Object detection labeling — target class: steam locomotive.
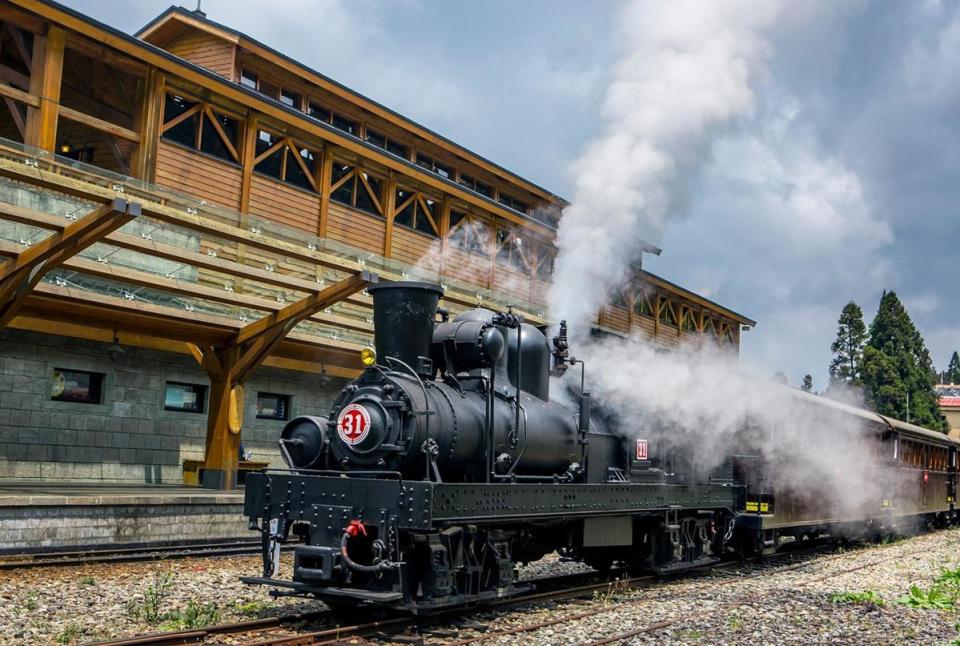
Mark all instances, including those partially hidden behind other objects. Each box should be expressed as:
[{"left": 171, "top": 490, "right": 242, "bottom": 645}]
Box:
[{"left": 241, "top": 281, "right": 958, "bottom": 611}]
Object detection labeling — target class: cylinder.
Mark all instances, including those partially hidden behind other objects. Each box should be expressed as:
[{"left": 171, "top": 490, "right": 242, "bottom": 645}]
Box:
[{"left": 367, "top": 281, "right": 443, "bottom": 371}]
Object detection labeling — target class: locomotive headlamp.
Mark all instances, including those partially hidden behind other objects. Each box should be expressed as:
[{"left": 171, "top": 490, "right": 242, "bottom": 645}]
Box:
[{"left": 360, "top": 346, "right": 377, "bottom": 367}]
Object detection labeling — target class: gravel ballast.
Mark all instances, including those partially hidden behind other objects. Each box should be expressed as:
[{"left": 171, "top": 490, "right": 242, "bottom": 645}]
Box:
[{"left": 1, "top": 527, "right": 959, "bottom": 644}]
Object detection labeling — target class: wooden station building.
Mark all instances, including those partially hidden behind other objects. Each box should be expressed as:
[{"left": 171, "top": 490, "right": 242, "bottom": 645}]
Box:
[{"left": 0, "top": 0, "right": 754, "bottom": 489}]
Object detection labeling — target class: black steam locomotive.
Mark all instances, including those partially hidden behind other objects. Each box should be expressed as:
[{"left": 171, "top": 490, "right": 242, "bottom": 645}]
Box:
[
  {"left": 242, "top": 281, "right": 742, "bottom": 611},
  {"left": 241, "top": 281, "right": 959, "bottom": 612}
]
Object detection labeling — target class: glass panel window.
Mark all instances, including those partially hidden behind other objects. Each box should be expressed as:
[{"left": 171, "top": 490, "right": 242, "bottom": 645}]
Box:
[
  {"left": 199, "top": 110, "right": 239, "bottom": 162},
  {"left": 365, "top": 129, "right": 386, "bottom": 149},
  {"left": 332, "top": 113, "right": 357, "bottom": 135},
  {"left": 50, "top": 369, "right": 104, "bottom": 404},
  {"left": 240, "top": 69, "right": 258, "bottom": 89},
  {"left": 386, "top": 139, "right": 409, "bottom": 158},
  {"left": 279, "top": 89, "right": 301, "bottom": 109},
  {"left": 164, "top": 382, "right": 207, "bottom": 413},
  {"left": 309, "top": 102, "right": 332, "bottom": 122},
  {"left": 256, "top": 393, "right": 291, "bottom": 420},
  {"left": 258, "top": 79, "right": 279, "bottom": 100},
  {"left": 162, "top": 94, "right": 198, "bottom": 148}
]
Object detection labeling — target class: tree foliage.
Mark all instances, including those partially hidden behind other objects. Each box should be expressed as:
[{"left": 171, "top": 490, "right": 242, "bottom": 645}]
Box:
[
  {"left": 946, "top": 351, "right": 960, "bottom": 384},
  {"left": 801, "top": 374, "right": 813, "bottom": 393},
  {"left": 829, "top": 301, "right": 867, "bottom": 386},
  {"left": 860, "top": 291, "right": 947, "bottom": 432}
]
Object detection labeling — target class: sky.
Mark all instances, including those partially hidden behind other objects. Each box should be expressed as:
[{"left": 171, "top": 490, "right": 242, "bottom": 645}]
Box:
[{"left": 63, "top": 0, "right": 960, "bottom": 388}]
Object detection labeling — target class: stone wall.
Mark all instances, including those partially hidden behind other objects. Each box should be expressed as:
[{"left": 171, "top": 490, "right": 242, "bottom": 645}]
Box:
[
  {"left": 0, "top": 496, "right": 248, "bottom": 552},
  {"left": 0, "top": 328, "right": 347, "bottom": 483}
]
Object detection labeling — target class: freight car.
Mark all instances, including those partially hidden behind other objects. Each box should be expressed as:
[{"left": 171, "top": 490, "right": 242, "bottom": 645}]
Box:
[{"left": 242, "top": 281, "right": 743, "bottom": 611}]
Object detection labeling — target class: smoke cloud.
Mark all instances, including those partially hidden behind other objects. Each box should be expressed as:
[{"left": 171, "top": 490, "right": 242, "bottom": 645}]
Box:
[
  {"left": 569, "top": 337, "right": 883, "bottom": 518},
  {"left": 549, "top": 0, "right": 783, "bottom": 331}
]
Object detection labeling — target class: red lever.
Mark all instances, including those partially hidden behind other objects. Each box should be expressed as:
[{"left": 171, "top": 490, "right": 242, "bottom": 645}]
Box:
[{"left": 345, "top": 519, "right": 367, "bottom": 537}]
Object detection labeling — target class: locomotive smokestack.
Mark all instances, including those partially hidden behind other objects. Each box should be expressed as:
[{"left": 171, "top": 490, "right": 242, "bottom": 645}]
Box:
[{"left": 366, "top": 281, "right": 444, "bottom": 371}]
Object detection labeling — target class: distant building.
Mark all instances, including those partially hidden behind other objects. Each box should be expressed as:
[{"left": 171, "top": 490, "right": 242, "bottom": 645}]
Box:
[{"left": 936, "top": 385, "right": 960, "bottom": 441}]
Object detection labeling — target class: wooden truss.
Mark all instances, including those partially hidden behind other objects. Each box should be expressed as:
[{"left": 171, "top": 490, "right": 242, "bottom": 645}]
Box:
[
  {"left": 185, "top": 270, "right": 376, "bottom": 489},
  {"left": 0, "top": 197, "right": 137, "bottom": 327}
]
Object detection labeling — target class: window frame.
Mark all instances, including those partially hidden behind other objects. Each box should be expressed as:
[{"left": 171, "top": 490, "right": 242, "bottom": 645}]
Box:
[
  {"left": 163, "top": 381, "right": 208, "bottom": 414},
  {"left": 256, "top": 392, "right": 292, "bottom": 421},
  {"left": 50, "top": 368, "right": 105, "bottom": 405}
]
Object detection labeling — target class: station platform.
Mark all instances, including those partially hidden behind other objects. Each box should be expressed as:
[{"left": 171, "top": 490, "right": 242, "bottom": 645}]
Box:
[{"left": 0, "top": 481, "right": 248, "bottom": 554}]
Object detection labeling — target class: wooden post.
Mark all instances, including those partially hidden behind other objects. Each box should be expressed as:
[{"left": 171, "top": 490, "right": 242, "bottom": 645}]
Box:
[
  {"left": 191, "top": 271, "right": 375, "bottom": 489},
  {"left": 382, "top": 172, "right": 397, "bottom": 258},
  {"left": 239, "top": 113, "right": 257, "bottom": 213},
  {"left": 438, "top": 198, "right": 451, "bottom": 276},
  {"left": 131, "top": 67, "right": 165, "bottom": 182},
  {"left": 24, "top": 25, "right": 65, "bottom": 152},
  {"left": 317, "top": 150, "right": 333, "bottom": 238}
]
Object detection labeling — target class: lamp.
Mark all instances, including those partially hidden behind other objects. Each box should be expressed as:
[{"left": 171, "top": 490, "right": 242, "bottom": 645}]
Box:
[
  {"left": 318, "top": 364, "right": 331, "bottom": 386},
  {"left": 108, "top": 330, "right": 124, "bottom": 362}
]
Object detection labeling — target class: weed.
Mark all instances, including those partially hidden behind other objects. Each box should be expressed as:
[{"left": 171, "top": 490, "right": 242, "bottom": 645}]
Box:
[
  {"left": 55, "top": 624, "right": 82, "bottom": 644},
  {"left": 79, "top": 576, "right": 96, "bottom": 586},
  {"left": 232, "top": 599, "right": 269, "bottom": 616},
  {"left": 681, "top": 629, "right": 704, "bottom": 640},
  {"left": 897, "top": 584, "right": 954, "bottom": 610},
  {"left": 126, "top": 572, "right": 175, "bottom": 624},
  {"left": 593, "top": 577, "right": 629, "bottom": 604},
  {"left": 24, "top": 590, "right": 38, "bottom": 611},
  {"left": 829, "top": 590, "right": 885, "bottom": 606},
  {"left": 727, "top": 615, "right": 743, "bottom": 631},
  {"left": 159, "top": 599, "right": 220, "bottom": 631},
  {"left": 937, "top": 566, "right": 960, "bottom": 587}
]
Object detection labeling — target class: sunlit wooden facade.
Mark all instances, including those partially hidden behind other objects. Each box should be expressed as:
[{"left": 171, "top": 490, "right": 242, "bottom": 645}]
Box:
[{"left": 0, "top": 1, "right": 754, "bottom": 487}]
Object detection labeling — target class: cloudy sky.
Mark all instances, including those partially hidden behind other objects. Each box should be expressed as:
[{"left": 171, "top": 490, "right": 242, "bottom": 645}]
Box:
[{"left": 66, "top": 0, "right": 960, "bottom": 388}]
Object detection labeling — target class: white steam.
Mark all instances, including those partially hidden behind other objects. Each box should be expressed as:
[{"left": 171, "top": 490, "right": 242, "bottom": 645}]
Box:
[
  {"left": 549, "top": 0, "right": 783, "bottom": 331},
  {"left": 569, "top": 337, "right": 883, "bottom": 516}
]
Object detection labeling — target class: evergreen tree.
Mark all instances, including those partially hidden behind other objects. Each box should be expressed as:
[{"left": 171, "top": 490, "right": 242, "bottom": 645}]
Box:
[
  {"left": 861, "top": 291, "right": 948, "bottom": 431},
  {"left": 946, "top": 351, "right": 960, "bottom": 384},
  {"left": 801, "top": 374, "right": 813, "bottom": 393},
  {"left": 829, "top": 301, "right": 867, "bottom": 386}
]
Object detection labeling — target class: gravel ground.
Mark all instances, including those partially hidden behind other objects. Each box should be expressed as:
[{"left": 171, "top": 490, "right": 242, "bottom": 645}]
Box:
[
  {"left": 1, "top": 528, "right": 959, "bottom": 645},
  {"left": 0, "top": 555, "right": 314, "bottom": 645},
  {"left": 430, "top": 527, "right": 960, "bottom": 646}
]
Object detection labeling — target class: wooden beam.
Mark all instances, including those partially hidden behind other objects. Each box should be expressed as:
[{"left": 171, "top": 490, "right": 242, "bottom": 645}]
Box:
[
  {"left": 0, "top": 62, "right": 30, "bottom": 90},
  {"left": 0, "top": 80, "right": 38, "bottom": 107},
  {"left": 24, "top": 24, "right": 65, "bottom": 152},
  {"left": 131, "top": 67, "right": 164, "bottom": 181},
  {"left": 0, "top": 198, "right": 137, "bottom": 327},
  {"left": 4, "top": 97, "right": 25, "bottom": 137},
  {"left": 57, "top": 103, "right": 141, "bottom": 143}
]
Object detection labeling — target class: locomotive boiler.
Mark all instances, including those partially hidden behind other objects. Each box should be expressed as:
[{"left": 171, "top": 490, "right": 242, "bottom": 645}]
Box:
[
  {"left": 279, "top": 281, "right": 612, "bottom": 483},
  {"left": 242, "top": 281, "right": 742, "bottom": 611}
]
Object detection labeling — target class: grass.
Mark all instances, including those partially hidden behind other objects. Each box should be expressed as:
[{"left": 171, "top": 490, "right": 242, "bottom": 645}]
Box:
[
  {"left": 829, "top": 590, "right": 886, "bottom": 606},
  {"left": 79, "top": 575, "right": 96, "bottom": 586},
  {"left": 727, "top": 615, "right": 743, "bottom": 631},
  {"left": 24, "top": 590, "right": 38, "bottom": 611},
  {"left": 158, "top": 599, "right": 221, "bottom": 631},
  {"left": 55, "top": 624, "right": 83, "bottom": 644},
  {"left": 897, "top": 565, "right": 960, "bottom": 611},
  {"left": 898, "top": 584, "right": 954, "bottom": 610},
  {"left": 593, "top": 577, "right": 630, "bottom": 605},
  {"left": 125, "top": 571, "right": 175, "bottom": 625},
  {"left": 232, "top": 599, "right": 270, "bottom": 616}
]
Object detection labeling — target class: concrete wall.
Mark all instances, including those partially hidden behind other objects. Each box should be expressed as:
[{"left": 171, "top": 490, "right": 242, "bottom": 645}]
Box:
[{"left": 0, "top": 328, "right": 347, "bottom": 483}]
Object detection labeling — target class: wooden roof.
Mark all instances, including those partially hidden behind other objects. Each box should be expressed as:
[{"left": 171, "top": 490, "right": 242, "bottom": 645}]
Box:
[{"left": 136, "top": 5, "right": 568, "bottom": 209}]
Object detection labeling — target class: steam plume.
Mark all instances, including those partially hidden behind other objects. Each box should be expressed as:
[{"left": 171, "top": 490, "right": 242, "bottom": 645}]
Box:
[{"left": 549, "top": 0, "right": 782, "bottom": 331}]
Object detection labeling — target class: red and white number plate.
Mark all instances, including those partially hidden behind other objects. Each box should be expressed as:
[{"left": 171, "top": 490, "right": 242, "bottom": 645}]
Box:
[
  {"left": 636, "top": 439, "right": 648, "bottom": 460},
  {"left": 337, "top": 404, "right": 371, "bottom": 445}
]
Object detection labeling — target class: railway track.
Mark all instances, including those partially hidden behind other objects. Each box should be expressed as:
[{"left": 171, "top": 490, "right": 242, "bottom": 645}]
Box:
[
  {"left": 0, "top": 539, "right": 288, "bottom": 569},
  {"left": 89, "top": 541, "right": 844, "bottom": 646}
]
